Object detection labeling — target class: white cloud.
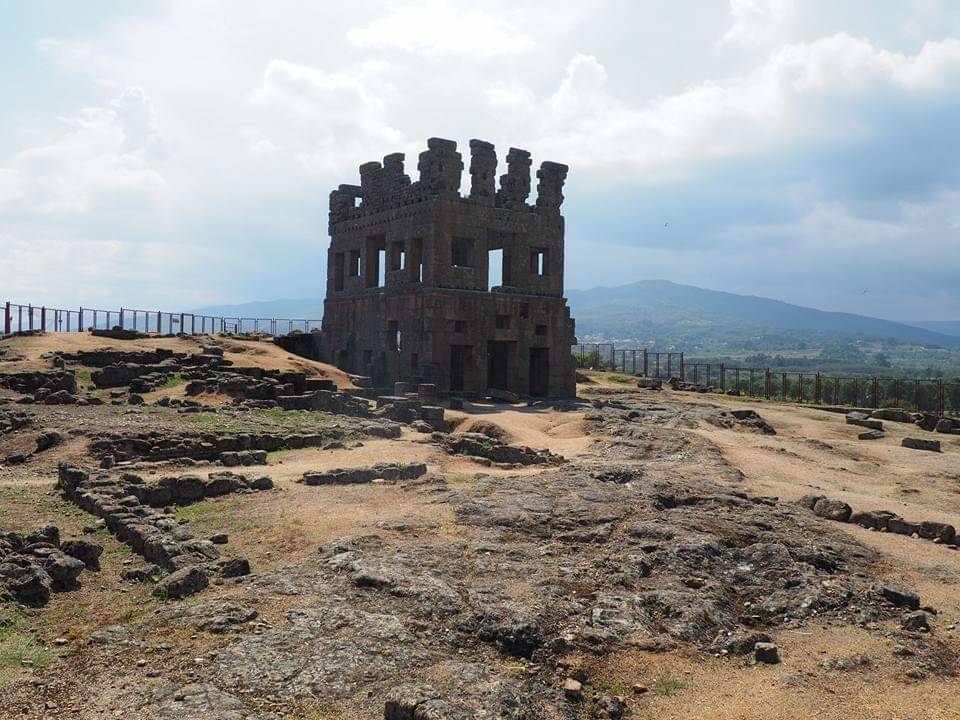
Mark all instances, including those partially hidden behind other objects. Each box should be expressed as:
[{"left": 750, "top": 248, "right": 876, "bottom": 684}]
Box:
[
  {"left": 248, "top": 59, "right": 405, "bottom": 176},
  {"left": 497, "top": 33, "right": 960, "bottom": 177},
  {"left": 0, "top": 88, "right": 166, "bottom": 213},
  {"left": 347, "top": 1, "right": 533, "bottom": 56},
  {"left": 719, "top": 0, "right": 797, "bottom": 50}
]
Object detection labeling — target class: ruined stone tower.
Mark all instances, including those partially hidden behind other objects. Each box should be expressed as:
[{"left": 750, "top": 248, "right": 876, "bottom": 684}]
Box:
[{"left": 321, "top": 137, "right": 576, "bottom": 398}]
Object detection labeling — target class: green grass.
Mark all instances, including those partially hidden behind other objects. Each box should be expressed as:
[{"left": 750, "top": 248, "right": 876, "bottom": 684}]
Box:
[
  {"left": 174, "top": 496, "right": 260, "bottom": 532},
  {"left": 652, "top": 675, "right": 687, "bottom": 697},
  {"left": 0, "top": 610, "right": 57, "bottom": 679},
  {"left": 158, "top": 372, "right": 184, "bottom": 389}
]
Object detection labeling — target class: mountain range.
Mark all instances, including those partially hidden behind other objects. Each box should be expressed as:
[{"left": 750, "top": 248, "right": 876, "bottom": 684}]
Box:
[{"left": 192, "top": 280, "right": 960, "bottom": 351}]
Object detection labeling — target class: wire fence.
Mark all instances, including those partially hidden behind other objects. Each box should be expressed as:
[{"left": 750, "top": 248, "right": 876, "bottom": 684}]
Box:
[
  {"left": 2, "top": 301, "right": 322, "bottom": 338},
  {"left": 571, "top": 343, "right": 959, "bottom": 417},
  {"left": 572, "top": 343, "right": 685, "bottom": 379}
]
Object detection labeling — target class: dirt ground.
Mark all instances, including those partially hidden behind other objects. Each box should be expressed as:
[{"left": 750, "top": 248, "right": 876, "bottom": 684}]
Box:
[{"left": 2, "top": 345, "right": 960, "bottom": 718}]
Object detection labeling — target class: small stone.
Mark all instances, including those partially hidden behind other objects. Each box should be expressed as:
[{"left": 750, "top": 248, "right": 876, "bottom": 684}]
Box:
[
  {"left": 755, "top": 642, "right": 781, "bottom": 664},
  {"left": 563, "top": 677, "right": 583, "bottom": 700},
  {"left": 902, "top": 611, "right": 930, "bottom": 631},
  {"left": 52, "top": 637, "right": 68, "bottom": 646},
  {"left": 631, "top": 683, "right": 649, "bottom": 694}
]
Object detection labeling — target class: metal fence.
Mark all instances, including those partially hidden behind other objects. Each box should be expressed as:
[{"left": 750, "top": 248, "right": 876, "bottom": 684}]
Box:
[
  {"left": 2, "top": 301, "right": 321, "bottom": 338},
  {"left": 684, "top": 363, "right": 959, "bottom": 416},
  {"left": 572, "top": 344, "right": 685, "bottom": 379},
  {"left": 570, "top": 344, "right": 959, "bottom": 416}
]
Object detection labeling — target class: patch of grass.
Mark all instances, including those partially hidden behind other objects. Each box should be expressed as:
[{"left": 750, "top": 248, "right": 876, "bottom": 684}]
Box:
[
  {"left": 174, "top": 496, "right": 258, "bottom": 533},
  {"left": 606, "top": 373, "right": 635, "bottom": 384},
  {"left": 0, "top": 610, "right": 56, "bottom": 673},
  {"left": 652, "top": 675, "right": 687, "bottom": 697},
  {"left": 159, "top": 372, "right": 184, "bottom": 389}
]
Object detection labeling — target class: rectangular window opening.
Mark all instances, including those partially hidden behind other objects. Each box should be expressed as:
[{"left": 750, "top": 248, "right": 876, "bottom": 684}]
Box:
[
  {"left": 535, "top": 324, "right": 547, "bottom": 336},
  {"left": 530, "top": 248, "right": 547, "bottom": 276},
  {"left": 333, "top": 253, "right": 345, "bottom": 291},
  {"left": 349, "top": 250, "right": 361, "bottom": 277},
  {"left": 410, "top": 353, "right": 418, "bottom": 376},
  {"left": 387, "top": 320, "right": 400, "bottom": 351},
  {"left": 452, "top": 237, "right": 475, "bottom": 268},
  {"left": 365, "top": 235, "right": 385, "bottom": 288},
  {"left": 488, "top": 248, "right": 503, "bottom": 290},
  {"left": 410, "top": 238, "right": 424, "bottom": 282},
  {"left": 495, "top": 314, "right": 511, "bottom": 330},
  {"left": 454, "top": 320, "right": 467, "bottom": 333},
  {"left": 390, "top": 241, "right": 406, "bottom": 271}
]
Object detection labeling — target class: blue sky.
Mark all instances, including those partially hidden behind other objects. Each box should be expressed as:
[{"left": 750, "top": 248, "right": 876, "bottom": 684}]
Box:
[{"left": 1, "top": 0, "right": 959, "bottom": 321}]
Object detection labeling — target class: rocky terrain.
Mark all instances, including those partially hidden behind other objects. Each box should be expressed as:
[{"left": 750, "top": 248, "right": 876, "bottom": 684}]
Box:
[{"left": 1, "top": 333, "right": 959, "bottom": 719}]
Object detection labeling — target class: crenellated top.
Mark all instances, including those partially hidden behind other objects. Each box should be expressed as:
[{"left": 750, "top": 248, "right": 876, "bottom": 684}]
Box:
[{"left": 329, "top": 137, "right": 567, "bottom": 228}]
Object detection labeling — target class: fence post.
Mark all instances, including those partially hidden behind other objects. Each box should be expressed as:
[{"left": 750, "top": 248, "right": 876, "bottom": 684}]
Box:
[
  {"left": 119, "top": 307, "right": 124, "bottom": 329},
  {"left": 765, "top": 369, "right": 771, "bottom": 399},
  {"left": 872, "top": 377, "right": 879, "bottom": 408},
  {"left": 191, "top": 315, "right": 196, "bottom": 335},
  {"left": 643, "top": 349, "right": 649, "bottom": 377},
  {"left": 3, "top": 302, "right": 9, "bottom": 335},
  {"left": 680, "top": 352, "right": 685, "bottom": 382},
  {"left": 815, "top": 373, "right": 821, "bottom": 405},
  {"left": 914, "top": 380, "right": 920, "bottom": 412},
  {"left": 720, "top": 363, "right": 726, "bottom": 392}
]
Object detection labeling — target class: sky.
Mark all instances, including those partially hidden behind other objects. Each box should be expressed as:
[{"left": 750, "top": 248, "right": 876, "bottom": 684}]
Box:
[{"left": 1, "top": 0, "right": 959, "bottom": 321}]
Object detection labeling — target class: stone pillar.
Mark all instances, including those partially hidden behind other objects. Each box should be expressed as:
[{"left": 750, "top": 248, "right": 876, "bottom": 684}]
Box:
[
  {"left": 359, "top": 161, "right": 385, "bottom": 209},
  {"left": 535, "top": 161, "right": 568, "bottom": 210},
  {"left": 418, "top": 383, "right": 438, "bottom": 405},
  {"left": 469, "top": 139, "right": 497, "bottom": 205},
  {"left": 417, "top": 138, "right": 463, "bottom": 195},
  {"left": 382, "top": 153, "right": 411, "bottom": 203},
  {"left": 496, "top": 148, "right": 532, "bottom": 209}
]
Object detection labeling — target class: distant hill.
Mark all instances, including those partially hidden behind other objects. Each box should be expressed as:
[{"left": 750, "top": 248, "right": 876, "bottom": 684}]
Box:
[
  {"left": 566, "top": 280, "right": 960, "bottom": 350},
  {"left": 190, "top": 298, "right": 324, "bottom": 320},
  {"left": 908, "top": 320, "right": 960, "bottom": 338},
  {"left": 191, "top": 282, "right": 960, "bottom": 352}
]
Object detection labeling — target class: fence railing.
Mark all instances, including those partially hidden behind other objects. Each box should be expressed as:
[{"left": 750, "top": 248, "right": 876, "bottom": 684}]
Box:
[
  {"left": 2, "top": 301, "right": 322, "bottom": 338},
  {"left": 571, "top": 342, "right": 959, "bottom": 417},
  {"left": 572, "top": 344, "right": 685, "bottom": 379},
  {"left": 683, "top": 363, "right": 958, "bottom": 417}
]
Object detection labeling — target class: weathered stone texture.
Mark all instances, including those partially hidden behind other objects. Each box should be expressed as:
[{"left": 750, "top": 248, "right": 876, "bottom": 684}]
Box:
[{"left": 322, "top": 137, "right": 577, "bottom": 398}]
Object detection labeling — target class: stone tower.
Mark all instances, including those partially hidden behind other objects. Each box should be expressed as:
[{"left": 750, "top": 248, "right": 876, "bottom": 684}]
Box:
[{"left": 321, "top": 137, "right": 576, "bottom": 398}]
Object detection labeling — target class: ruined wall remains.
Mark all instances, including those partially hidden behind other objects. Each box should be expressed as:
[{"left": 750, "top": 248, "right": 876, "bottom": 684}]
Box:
[{"left": 322, "top": 137, "right": 576, "bottom": 398}]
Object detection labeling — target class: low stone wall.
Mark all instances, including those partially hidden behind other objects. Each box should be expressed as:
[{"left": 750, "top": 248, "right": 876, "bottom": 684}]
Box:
[
  {"left": 298, "top": 462, "right": 427, "bottom": 486},
  {"left": 88, "top": 423, "right": 400, "bottom": 464},
  {"left": 433, "top": 432, "right": 565, "bottom": 466},
  {"left": 0, "top": 370, "right": 77, "bottom": 395},
  {"left": 799, "top": 494, "right": 960, "bottom": 548},
  {"left": 58, "top": 463, "right": 267, "bottom": 598}
]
